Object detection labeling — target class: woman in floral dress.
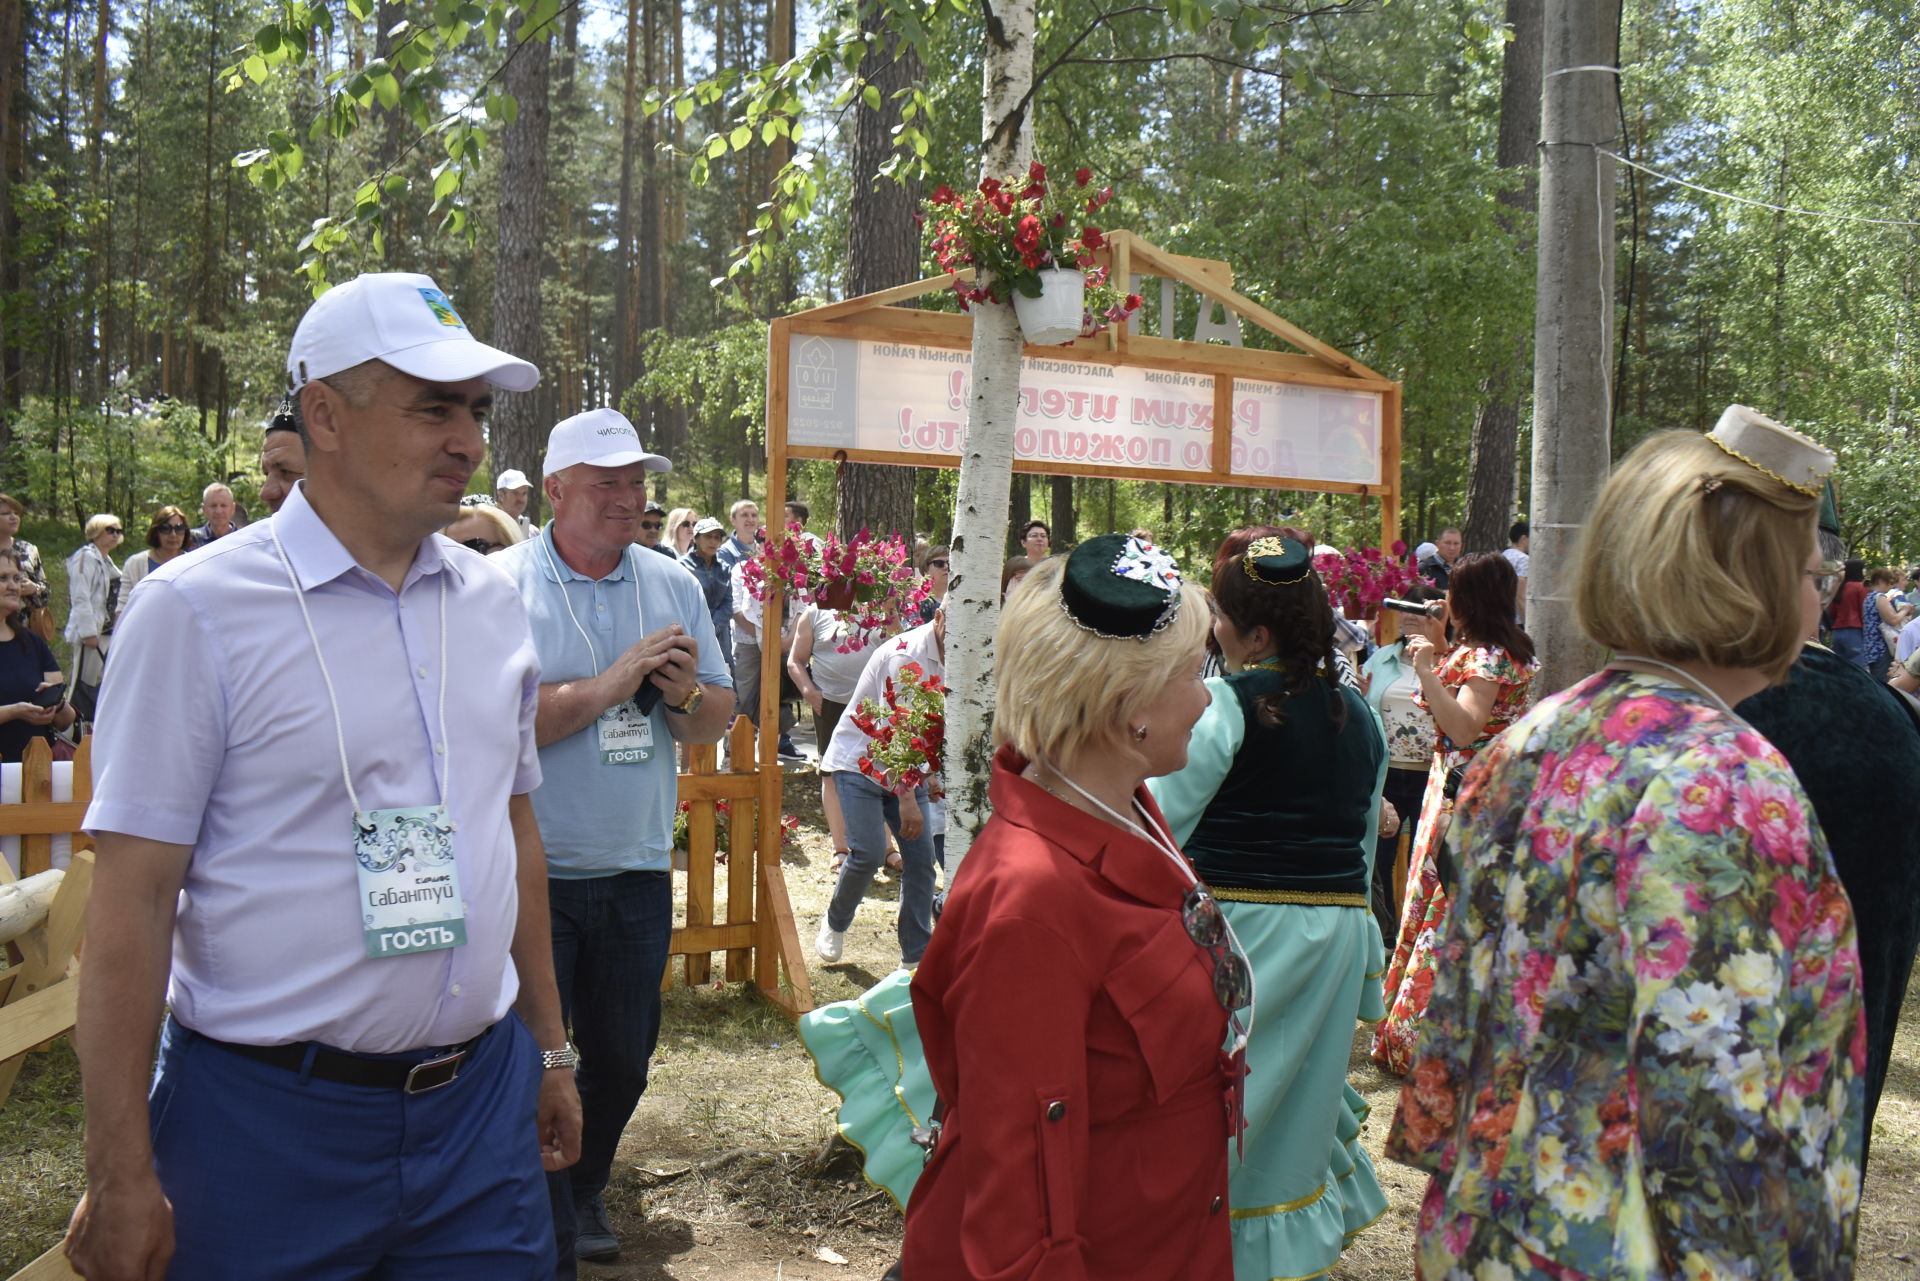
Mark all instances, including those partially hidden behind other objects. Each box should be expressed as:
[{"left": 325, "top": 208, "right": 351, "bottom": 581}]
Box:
[
  {"left": 1371, "top": 552, "right": 1536, "bottom": 1075},
  {"left": 1388, "top": 413, "right": 1866, "bottom": 1280}
]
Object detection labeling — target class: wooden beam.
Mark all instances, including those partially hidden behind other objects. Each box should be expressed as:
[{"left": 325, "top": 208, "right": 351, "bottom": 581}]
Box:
[
  {"left": 10, "top": 1242, "right": 82, "bottom": 1281},
  {"left": 723, "top": 718, "right": 758, "bottom": 983},
  {"left": 684, "top": 796, "right": 716, "bottom": 986},
  {"left": 0, "top": 981, "right": 75, "bottom": 1065},
  {"left": 794, "top": 270, "right": 971, "bottom": 325},
  {"left": 780, "top": 444, "right": 1391, "bottom": 496},
  {"left": 667, "top": 922, "right": 755, "bottom": 954},
  {"left": 674, "top": 774, "right": 765, "bottom": 802},
  {"left": 1124, "top": 237, "right": 1385, "bottom": 382}
]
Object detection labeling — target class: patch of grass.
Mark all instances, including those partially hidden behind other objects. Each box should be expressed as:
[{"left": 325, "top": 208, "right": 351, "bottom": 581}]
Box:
[{"left": 0, "top": 1038, "right": 84, "bottom": 1273}]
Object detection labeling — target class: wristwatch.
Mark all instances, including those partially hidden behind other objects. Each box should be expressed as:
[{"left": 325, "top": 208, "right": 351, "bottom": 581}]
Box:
[
  {"left": 541, "top": 1042, "right": 579, "bottom": 1071},
  {"left": 667, "top": 685, "right": 704, "bottom": 716}
]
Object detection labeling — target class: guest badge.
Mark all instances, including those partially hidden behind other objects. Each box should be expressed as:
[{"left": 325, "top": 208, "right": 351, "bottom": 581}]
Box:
[
  {"left": 598, "top": 702, "right": 654, "bottom": 765},
  {"left": 356, "top": 804, "right": 467, "bottom": 959}
]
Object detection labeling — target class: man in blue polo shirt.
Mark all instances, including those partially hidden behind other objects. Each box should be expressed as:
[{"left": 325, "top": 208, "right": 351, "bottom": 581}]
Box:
[{"left": 493, "top": 408, "right": 734, "bottom": 1274}]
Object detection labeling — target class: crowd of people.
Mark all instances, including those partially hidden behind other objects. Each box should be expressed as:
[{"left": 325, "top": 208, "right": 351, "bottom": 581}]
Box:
[{"left": 39, "top": 268, "right": 1916, "bottom": 1281}]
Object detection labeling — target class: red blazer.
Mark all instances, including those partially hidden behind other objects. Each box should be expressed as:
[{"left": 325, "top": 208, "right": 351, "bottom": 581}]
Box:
[{"left": 900, "top": 746, "right": 1234, "bottom": 1281}]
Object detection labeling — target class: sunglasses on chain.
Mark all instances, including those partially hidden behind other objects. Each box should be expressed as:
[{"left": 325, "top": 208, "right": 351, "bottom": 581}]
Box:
[
  {"left": 459, "top": 538, "right": 505, "bottom": 554},
  {"left": 1181, "top": 886, "right": 1252, "bottom": 1014}
]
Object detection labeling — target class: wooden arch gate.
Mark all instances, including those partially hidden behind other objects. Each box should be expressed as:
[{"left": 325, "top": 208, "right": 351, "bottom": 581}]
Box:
[{"left": 751, "top": 233, "right": 1403, "bottom": 983}]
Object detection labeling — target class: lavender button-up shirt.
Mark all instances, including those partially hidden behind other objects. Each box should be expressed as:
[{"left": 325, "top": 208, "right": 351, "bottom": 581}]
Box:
[{"left": 83, "top": 482, "right": 542, "bottom": 1053}]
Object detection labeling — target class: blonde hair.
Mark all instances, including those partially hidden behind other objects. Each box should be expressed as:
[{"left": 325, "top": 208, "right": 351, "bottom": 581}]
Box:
[
  {"left": 1575, "top": 430, "right": 1818, "bottom": 683},
  {"left": 993, "top": 555, "right": 1211, "bottom": 764},
  {"left": 84, "top": 513, "right": 121, "bottom": 540},
  {"left": 442, "top": 503, "right": 523, "bottom": 548},
  {"left": 665, "top": 507, "right": 697, "bottom": 546}
]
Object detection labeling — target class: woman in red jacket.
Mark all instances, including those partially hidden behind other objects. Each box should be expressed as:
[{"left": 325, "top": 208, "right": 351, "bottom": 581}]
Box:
[{"left": 901, "top": 534, "right": 1251, "bottom": 1281}]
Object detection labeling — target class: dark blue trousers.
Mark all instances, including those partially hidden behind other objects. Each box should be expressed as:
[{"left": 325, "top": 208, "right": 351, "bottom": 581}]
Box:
[
  {"left": 545, "top": 869, "right": 673, "bottom": 1278},
  {"left": 151, "top": 1012, "right": 552, "bottom": 1280}
]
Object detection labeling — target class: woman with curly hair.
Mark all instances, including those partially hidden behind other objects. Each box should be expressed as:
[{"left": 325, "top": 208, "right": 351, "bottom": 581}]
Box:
[
  {"left": 1150, "top": 535, "right": 1390, "bottom": 1281},
  {"left": 1371, "top": 549, "right": 1537, "bottom": 1076},
  {"left": 1387, "top": 408, "right": 1864, "bottom": 1280}
]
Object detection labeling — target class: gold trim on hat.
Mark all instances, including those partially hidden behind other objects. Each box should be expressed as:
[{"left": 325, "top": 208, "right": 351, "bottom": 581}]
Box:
[
  {"left": 1705, "top": 435, "right": 1821, "bottom": 496},
  {"left": 1243, "top": 536, "right": 1311, "bottom": 585}
]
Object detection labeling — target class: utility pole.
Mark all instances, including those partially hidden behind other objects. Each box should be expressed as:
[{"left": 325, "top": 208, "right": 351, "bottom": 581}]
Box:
[{"left": 1527, "top": 0, "right": 1619, "bottom": 695}]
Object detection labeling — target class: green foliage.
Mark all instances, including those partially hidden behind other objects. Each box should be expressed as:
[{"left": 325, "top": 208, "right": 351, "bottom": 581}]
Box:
[{"left": 5, "top": 397, "right": 249, "bottom": 530}]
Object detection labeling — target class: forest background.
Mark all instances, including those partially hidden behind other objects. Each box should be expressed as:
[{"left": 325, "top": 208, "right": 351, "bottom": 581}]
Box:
[{"left": 3, "top": 0, "right": 1919, "bottom": 570}]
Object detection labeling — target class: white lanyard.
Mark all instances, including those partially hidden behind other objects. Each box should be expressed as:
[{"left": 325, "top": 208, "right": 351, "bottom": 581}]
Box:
[
  {"left": 272, "top": 522, "right": 450, "bottom": 814},
  {"left": 539, "top": 530, "right": 645, "bottom": 676},
  {"left": 1038, "top": 758, "right": 1257, "bottom": 1050}
]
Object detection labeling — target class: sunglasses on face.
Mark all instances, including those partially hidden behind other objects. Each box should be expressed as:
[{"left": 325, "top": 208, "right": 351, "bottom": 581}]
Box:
[
  {"left": 1182, "top": 886, "right": 1253, "bottom": 1013},
  {"left": 157, "top": 523, "right": 188, "bottom": 535},
  {"left": 460, "top": 538, "right": 505, "bottom": 555},
  {"left": 639, "top": 521, "right": 663, "bottom": 531},
  {"left": 1809, "top": 569, "right": 1841, "bottom": 595},
  {"left": 101, "top": 527, "right": 123, "bottom": 536}
]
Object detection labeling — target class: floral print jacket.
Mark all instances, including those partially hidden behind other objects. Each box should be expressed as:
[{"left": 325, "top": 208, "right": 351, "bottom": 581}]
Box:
[{"left": 1387, "top": 670, "right": 1866, "bottom": 1280}]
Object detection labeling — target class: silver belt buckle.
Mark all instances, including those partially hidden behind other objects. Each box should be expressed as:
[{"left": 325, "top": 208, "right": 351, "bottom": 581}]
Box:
[{"left": 404, "top": 1050, "right": 465, "bottom": 1094}]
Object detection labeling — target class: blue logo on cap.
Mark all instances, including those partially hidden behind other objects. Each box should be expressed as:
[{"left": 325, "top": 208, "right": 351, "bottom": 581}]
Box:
[{"left": 418, "top": 288, "right": 466, "bottom": 329}]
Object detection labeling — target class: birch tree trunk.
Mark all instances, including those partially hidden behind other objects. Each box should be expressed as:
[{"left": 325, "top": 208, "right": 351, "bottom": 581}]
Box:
[
  {"left": 942, "top": 0, "right": 1035, "bottom": 872},
  {"left": 1527, "top": 0, "right": 1617, "bottom": 695}
]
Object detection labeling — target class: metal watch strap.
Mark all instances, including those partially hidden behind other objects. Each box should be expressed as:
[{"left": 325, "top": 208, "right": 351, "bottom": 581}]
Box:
[
  {"left": 541, "top": 1043, "right": 578, "bottom": 1071},
  {"left": 667, "top": 685, "right": 703, "bottom": 715}
]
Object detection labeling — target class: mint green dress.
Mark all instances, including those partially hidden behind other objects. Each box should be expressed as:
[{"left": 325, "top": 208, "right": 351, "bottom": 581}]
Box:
[{"left": 1148, "top": 670, "right": 1390, "bottom": 1281}]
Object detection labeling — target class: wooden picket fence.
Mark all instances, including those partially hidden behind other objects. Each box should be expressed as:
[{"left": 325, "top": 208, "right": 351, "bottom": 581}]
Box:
[
  {"left": 1, "top": 737, "right": 93, "bottom": 1281},
  {"left": 668, "top": 718, "right": 812, "bottom": 1016}
]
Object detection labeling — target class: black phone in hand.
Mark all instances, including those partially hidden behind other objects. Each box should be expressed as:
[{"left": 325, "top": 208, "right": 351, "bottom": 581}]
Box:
[
  {"left": 31, "top": 684, "right": 64, "bottom": 709},
  {"left": 631, "top": 679, "right": 663, "bottom": 716}
]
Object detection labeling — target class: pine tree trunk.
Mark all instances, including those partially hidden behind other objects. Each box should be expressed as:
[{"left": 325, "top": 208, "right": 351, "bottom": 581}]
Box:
[
  {"left": 1049, "top": 474, "right": 1074, "bottom": 546},
  {"left": 1463, "top": 0, "right": 1541, "bottom": 556},
  {"left": 833, "top": 29, "right": 922, "bottom": 542},
  {"left": 944, "top": 0, "right": 1036, "bottom": 871},
  {"left": 611, "top": 0, "right": 639, "bottom": 402},
  {"left": 489, "top": 16, "right": 551, "bottom": 520},
  {"left": 0, "top": 0, "right": 26, "bottom": 438}
]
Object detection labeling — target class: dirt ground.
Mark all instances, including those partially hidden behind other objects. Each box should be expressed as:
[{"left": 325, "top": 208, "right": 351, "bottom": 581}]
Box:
[
  {"left": 4, "top": 755, "right": 1917, "bottom": 1279},
  {"left": 578, "top": 762, "right": 1920, "bottom": 1281}
]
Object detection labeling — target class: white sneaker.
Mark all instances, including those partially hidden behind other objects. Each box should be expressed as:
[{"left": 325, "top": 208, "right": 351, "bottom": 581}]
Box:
[{"left": 815, "top": 918, "right": 846, "bottom": 963}]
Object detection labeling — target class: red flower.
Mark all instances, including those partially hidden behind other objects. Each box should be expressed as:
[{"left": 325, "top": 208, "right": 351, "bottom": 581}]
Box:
[
  {"left": 931, "top": 184, "right": 956, "bottom": 205},
  {"left": 1075, "top": 167, "right": 1091, "bottom": 186},
  {"left": 1028, "top": 160, "right": 1047, "bottom": 183},
  {"left": 1013, "top": 213, "right": 1043, "bottom": 256},
  {"left": 1081, "top": 226, "right": 1106, "bottom": 249},
  {"left": 1123, "top": 293, "right": 1143, "bottom": 311}
]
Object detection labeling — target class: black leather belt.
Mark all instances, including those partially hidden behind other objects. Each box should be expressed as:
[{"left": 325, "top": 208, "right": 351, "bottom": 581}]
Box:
[{"left": 198, "top": 1023, "right": 495, "bottom": 1094}]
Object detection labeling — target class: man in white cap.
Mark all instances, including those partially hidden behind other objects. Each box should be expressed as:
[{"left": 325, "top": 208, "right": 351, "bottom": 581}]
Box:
[
  {"left": 496, "top": 467, "right": 535, "bottom": 539},
  {"left": 67, "top": 271, "right": 581, "bottom": 1280},
  {"left": 491, "top": 407, "right": 734, "bottom": 1273}
]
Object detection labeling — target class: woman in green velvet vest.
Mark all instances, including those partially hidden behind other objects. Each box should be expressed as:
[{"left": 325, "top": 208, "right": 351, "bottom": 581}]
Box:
[{"left": 1149, "top": 535, "right": 1390, "bottom": 1281}]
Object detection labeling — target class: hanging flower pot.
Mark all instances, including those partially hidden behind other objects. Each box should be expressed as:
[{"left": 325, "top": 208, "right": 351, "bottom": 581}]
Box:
[
  {"left": 1011, "top": 268, "right": 1086, "bottom": 345},
  {"left": 815, "top": 579, "right": 858, "bottom": 612}
]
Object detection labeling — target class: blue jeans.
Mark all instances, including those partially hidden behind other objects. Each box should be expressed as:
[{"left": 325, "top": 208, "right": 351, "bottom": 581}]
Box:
[
  {"left": 1832, "top": 626, "right": 1866, "bottom": 665},
  {"left": 151, "top": 1014, "right": 552, "bottom": 1280},
  {"left": 546, "top": 869, "right": 673, "bottom": 1277},
  {"left": 828, "top": 771, "right": 938, "bottom": 965}
]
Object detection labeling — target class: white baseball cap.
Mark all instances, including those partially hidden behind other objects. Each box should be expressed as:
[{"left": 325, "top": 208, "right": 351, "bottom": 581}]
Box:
[
  {"left": 692, "top": 516, "right": 725, "bottom": 535},
  {"left": 542, "top": 409, "right": 672, "bottom": 476},
  {"left": 494, "top": 468, "right": 532, "bottom": 492},
  {"left": 286, "top": 272, "right": 539, "bottom": 392}
]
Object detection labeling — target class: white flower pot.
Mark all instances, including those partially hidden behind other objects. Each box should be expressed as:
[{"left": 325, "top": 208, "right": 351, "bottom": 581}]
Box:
[{"left": 1012, "top": 268, "right": 1086, "bottom": 345}]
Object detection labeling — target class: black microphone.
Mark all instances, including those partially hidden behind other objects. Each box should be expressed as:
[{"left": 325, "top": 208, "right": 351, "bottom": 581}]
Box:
[{"left": 1381, "top": 597, "right": 1445, "bottom": 618}]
